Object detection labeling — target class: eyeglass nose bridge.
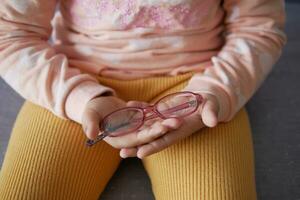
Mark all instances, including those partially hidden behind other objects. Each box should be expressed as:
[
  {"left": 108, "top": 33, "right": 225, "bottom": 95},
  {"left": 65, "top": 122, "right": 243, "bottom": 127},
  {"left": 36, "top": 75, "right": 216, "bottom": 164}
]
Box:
[
  {"left": 142, "top": 105, "right": 155, "bottom": 113},
  {"left": 142, "top": 105, "right": 163, "bottom": 121}
]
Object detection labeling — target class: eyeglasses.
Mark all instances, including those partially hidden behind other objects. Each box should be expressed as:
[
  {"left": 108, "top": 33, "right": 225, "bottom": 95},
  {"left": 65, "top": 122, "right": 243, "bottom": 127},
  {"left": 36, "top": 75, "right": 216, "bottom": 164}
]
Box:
[{"left": 86, "top": 91, "right": 203, "bottom": 147}]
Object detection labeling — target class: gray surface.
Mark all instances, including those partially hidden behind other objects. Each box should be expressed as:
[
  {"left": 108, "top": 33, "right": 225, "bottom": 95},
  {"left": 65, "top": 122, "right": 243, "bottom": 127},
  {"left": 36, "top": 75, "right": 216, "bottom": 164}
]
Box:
[{"left": 1, "top": 3, "right": 300, "bottom": 200}]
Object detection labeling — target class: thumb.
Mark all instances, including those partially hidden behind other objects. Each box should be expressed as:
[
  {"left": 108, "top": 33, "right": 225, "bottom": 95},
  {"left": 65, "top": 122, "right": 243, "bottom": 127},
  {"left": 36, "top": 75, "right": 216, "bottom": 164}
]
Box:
[
  {"left": 82, "top": 108, "right": 102, "bottom": 140},
  {"left": 126, "top": 100, "right": 149, "bottom": 107},
  {"left": 199, "top": 94, "right": 219, "bottom": 127}
]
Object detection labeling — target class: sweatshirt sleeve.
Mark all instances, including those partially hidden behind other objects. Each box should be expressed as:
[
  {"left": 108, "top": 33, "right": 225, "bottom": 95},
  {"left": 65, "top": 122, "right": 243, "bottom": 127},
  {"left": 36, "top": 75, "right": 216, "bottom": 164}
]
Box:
[
  {"left": 0, "top": 0, "right": 116, "bottom": 124},
  {"left": 183, "top": 0, "right": 287, "bottom": 122}
]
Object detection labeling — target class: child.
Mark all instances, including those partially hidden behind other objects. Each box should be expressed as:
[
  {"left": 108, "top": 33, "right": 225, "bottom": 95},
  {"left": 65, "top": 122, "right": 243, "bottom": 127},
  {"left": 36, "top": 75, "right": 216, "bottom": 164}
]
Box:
[{"left": 0, "top": 0, "right": 286, "bottom": 199}]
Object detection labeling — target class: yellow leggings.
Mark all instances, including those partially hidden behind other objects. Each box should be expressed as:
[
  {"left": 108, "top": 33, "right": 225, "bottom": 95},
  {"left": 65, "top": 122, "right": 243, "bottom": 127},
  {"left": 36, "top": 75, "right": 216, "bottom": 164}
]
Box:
[{"left": 0, "top": 72, "right": 257, "bottom": 200}]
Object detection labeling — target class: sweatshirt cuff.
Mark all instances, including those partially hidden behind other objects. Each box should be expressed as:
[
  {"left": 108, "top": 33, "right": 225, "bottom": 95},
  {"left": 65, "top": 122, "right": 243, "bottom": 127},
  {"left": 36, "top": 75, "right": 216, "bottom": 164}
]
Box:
[
  {"left": 183, "top": 74, "right": 236, "bottom": 122},
  {"left": 65, "top": 81, "right": 116, "bottom": 124}
]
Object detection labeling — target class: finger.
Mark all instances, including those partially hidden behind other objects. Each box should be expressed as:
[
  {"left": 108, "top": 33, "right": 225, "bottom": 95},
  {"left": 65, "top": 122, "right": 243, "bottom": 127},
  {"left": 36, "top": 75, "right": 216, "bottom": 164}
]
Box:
[
  {"left": 161, "top": 118, "right": 183, "bottom": 129},
  {"left": 120, "top": 148, "right": 138, "bottom": 158},
  {"left": 133, "top": 119, "right": 178, "bottom": 144},
  {"left": 143, "top": 117, "right": 158, "bottom": 127},
  {"left": 137, "top": 127, "right": 188, "bottom": 159},
  {"left": 137, "top": 134, "right": 171, "bottom": 159},
  {"left": 126, "top": 119, "right": 181, "bottom": 146},
  {"left": 201, "top": 99, "right": 219, "bottom": 127},
  {"left": 104, "top": 120, "right": 169, "bottom": 148},
  {"left": 127, "top": 100, "right": 149, "bottom": 107},
  {"left": 145, "top": 120, "right": 169, "bottom": 138},
  {"left": 137, "top": 116, "right": 204, "bottom": 158},
  {"left": 82, "top": 108, "right": 102, "bottom": 140}
]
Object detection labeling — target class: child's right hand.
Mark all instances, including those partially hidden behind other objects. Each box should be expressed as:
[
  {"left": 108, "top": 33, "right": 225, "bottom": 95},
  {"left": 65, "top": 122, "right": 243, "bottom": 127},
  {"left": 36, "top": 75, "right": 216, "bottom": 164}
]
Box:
[{"left": 81, "top": 95, "right": 126, "bottom": 141}]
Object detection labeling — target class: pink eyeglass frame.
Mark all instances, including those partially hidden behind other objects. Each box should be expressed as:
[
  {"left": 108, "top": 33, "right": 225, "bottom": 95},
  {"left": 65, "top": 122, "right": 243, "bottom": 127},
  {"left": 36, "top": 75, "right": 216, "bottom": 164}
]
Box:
[{"left": 86, "top": 91, "right": 204, "bottom": 147}]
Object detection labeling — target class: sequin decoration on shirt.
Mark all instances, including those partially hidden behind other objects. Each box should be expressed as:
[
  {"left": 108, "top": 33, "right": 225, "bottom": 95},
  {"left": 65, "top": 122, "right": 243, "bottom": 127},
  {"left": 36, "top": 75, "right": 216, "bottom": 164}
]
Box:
[{"left": 67, "top": 0, "right": 212, "bottom": 29}]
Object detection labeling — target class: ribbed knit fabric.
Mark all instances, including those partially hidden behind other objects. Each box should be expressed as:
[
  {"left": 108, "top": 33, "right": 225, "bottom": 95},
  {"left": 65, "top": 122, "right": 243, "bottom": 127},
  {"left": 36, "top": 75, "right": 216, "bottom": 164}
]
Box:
[
  {"left": 142, "top": 107, "right": 257, "bottom": 200},
  {"left": 0, "top": 72, "right": 256, "bottom": 200}
]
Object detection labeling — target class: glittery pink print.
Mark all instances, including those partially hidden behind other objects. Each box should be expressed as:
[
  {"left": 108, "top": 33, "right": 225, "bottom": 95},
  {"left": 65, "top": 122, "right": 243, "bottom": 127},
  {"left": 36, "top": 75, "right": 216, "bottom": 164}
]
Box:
[{"left": 66, "top": 0, "right": 213, "bottom": 30}]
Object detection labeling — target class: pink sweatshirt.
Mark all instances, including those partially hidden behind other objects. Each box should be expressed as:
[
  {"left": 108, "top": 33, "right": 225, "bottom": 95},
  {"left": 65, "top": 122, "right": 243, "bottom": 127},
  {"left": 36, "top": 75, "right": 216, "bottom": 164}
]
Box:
[{"left": 0, "top": 0, "right": 286, "bottom": 124}]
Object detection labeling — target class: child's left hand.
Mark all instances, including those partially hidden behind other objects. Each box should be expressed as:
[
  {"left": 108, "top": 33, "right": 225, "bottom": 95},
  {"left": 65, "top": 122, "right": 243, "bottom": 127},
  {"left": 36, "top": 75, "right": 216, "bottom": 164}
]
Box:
[{"left": 119, "top": 93, "right": 220, "bottom": 159}]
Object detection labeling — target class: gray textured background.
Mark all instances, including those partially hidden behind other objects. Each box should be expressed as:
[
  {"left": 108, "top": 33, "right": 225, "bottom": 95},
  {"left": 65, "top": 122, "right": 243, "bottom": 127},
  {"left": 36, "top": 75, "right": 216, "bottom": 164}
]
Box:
[{"left": 1, "top": 2, "right": 300, "bottom": 200}]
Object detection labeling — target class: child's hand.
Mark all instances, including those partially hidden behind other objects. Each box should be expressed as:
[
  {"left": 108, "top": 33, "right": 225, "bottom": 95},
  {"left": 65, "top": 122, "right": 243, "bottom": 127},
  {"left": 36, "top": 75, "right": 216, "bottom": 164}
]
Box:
[
  {"left": 82, "top": 96, "right": 180, "bottom": 149},
  {"left": 82, "top": 96, "right": 126, "bottom": 140},
  {"left": 119, "top": 93, "right": 219, "bottom": 159}
]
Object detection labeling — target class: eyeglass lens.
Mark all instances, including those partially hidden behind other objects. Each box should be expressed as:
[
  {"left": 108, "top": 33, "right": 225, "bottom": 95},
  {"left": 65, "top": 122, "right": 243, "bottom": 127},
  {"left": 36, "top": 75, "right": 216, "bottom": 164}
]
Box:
[
  {"left": 156, "top": 93, "right": 198, "bottom": 118},
  {"left": 101, "top": 108, "right": 144, "bottom": 137}
]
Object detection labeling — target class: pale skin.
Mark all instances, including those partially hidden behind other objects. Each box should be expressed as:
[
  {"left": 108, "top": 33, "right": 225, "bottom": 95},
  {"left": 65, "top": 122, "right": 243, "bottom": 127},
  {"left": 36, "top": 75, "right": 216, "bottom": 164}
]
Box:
[{"left": 81, "top": 93, "right": 220, "bottom": 159}]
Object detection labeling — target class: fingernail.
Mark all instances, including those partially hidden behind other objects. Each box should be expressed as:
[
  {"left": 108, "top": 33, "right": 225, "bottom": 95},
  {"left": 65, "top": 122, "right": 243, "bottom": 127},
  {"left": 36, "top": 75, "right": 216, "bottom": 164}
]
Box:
[
  {"left": 120, "top": 151, "right": 127, "bottom": 159},
  {"left": 137, "top": 152, "right": 144, "bottom": 159}
]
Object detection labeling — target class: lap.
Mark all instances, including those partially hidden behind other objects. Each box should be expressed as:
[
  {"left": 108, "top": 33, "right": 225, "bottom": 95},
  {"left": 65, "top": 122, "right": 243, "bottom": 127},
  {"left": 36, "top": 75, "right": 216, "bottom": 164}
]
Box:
[
  {"left": 142, "top": 107, "right": 257, "bottom": 200},
  {"left": 0, "top": 101, "right": 121, "bottom": 200}
]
